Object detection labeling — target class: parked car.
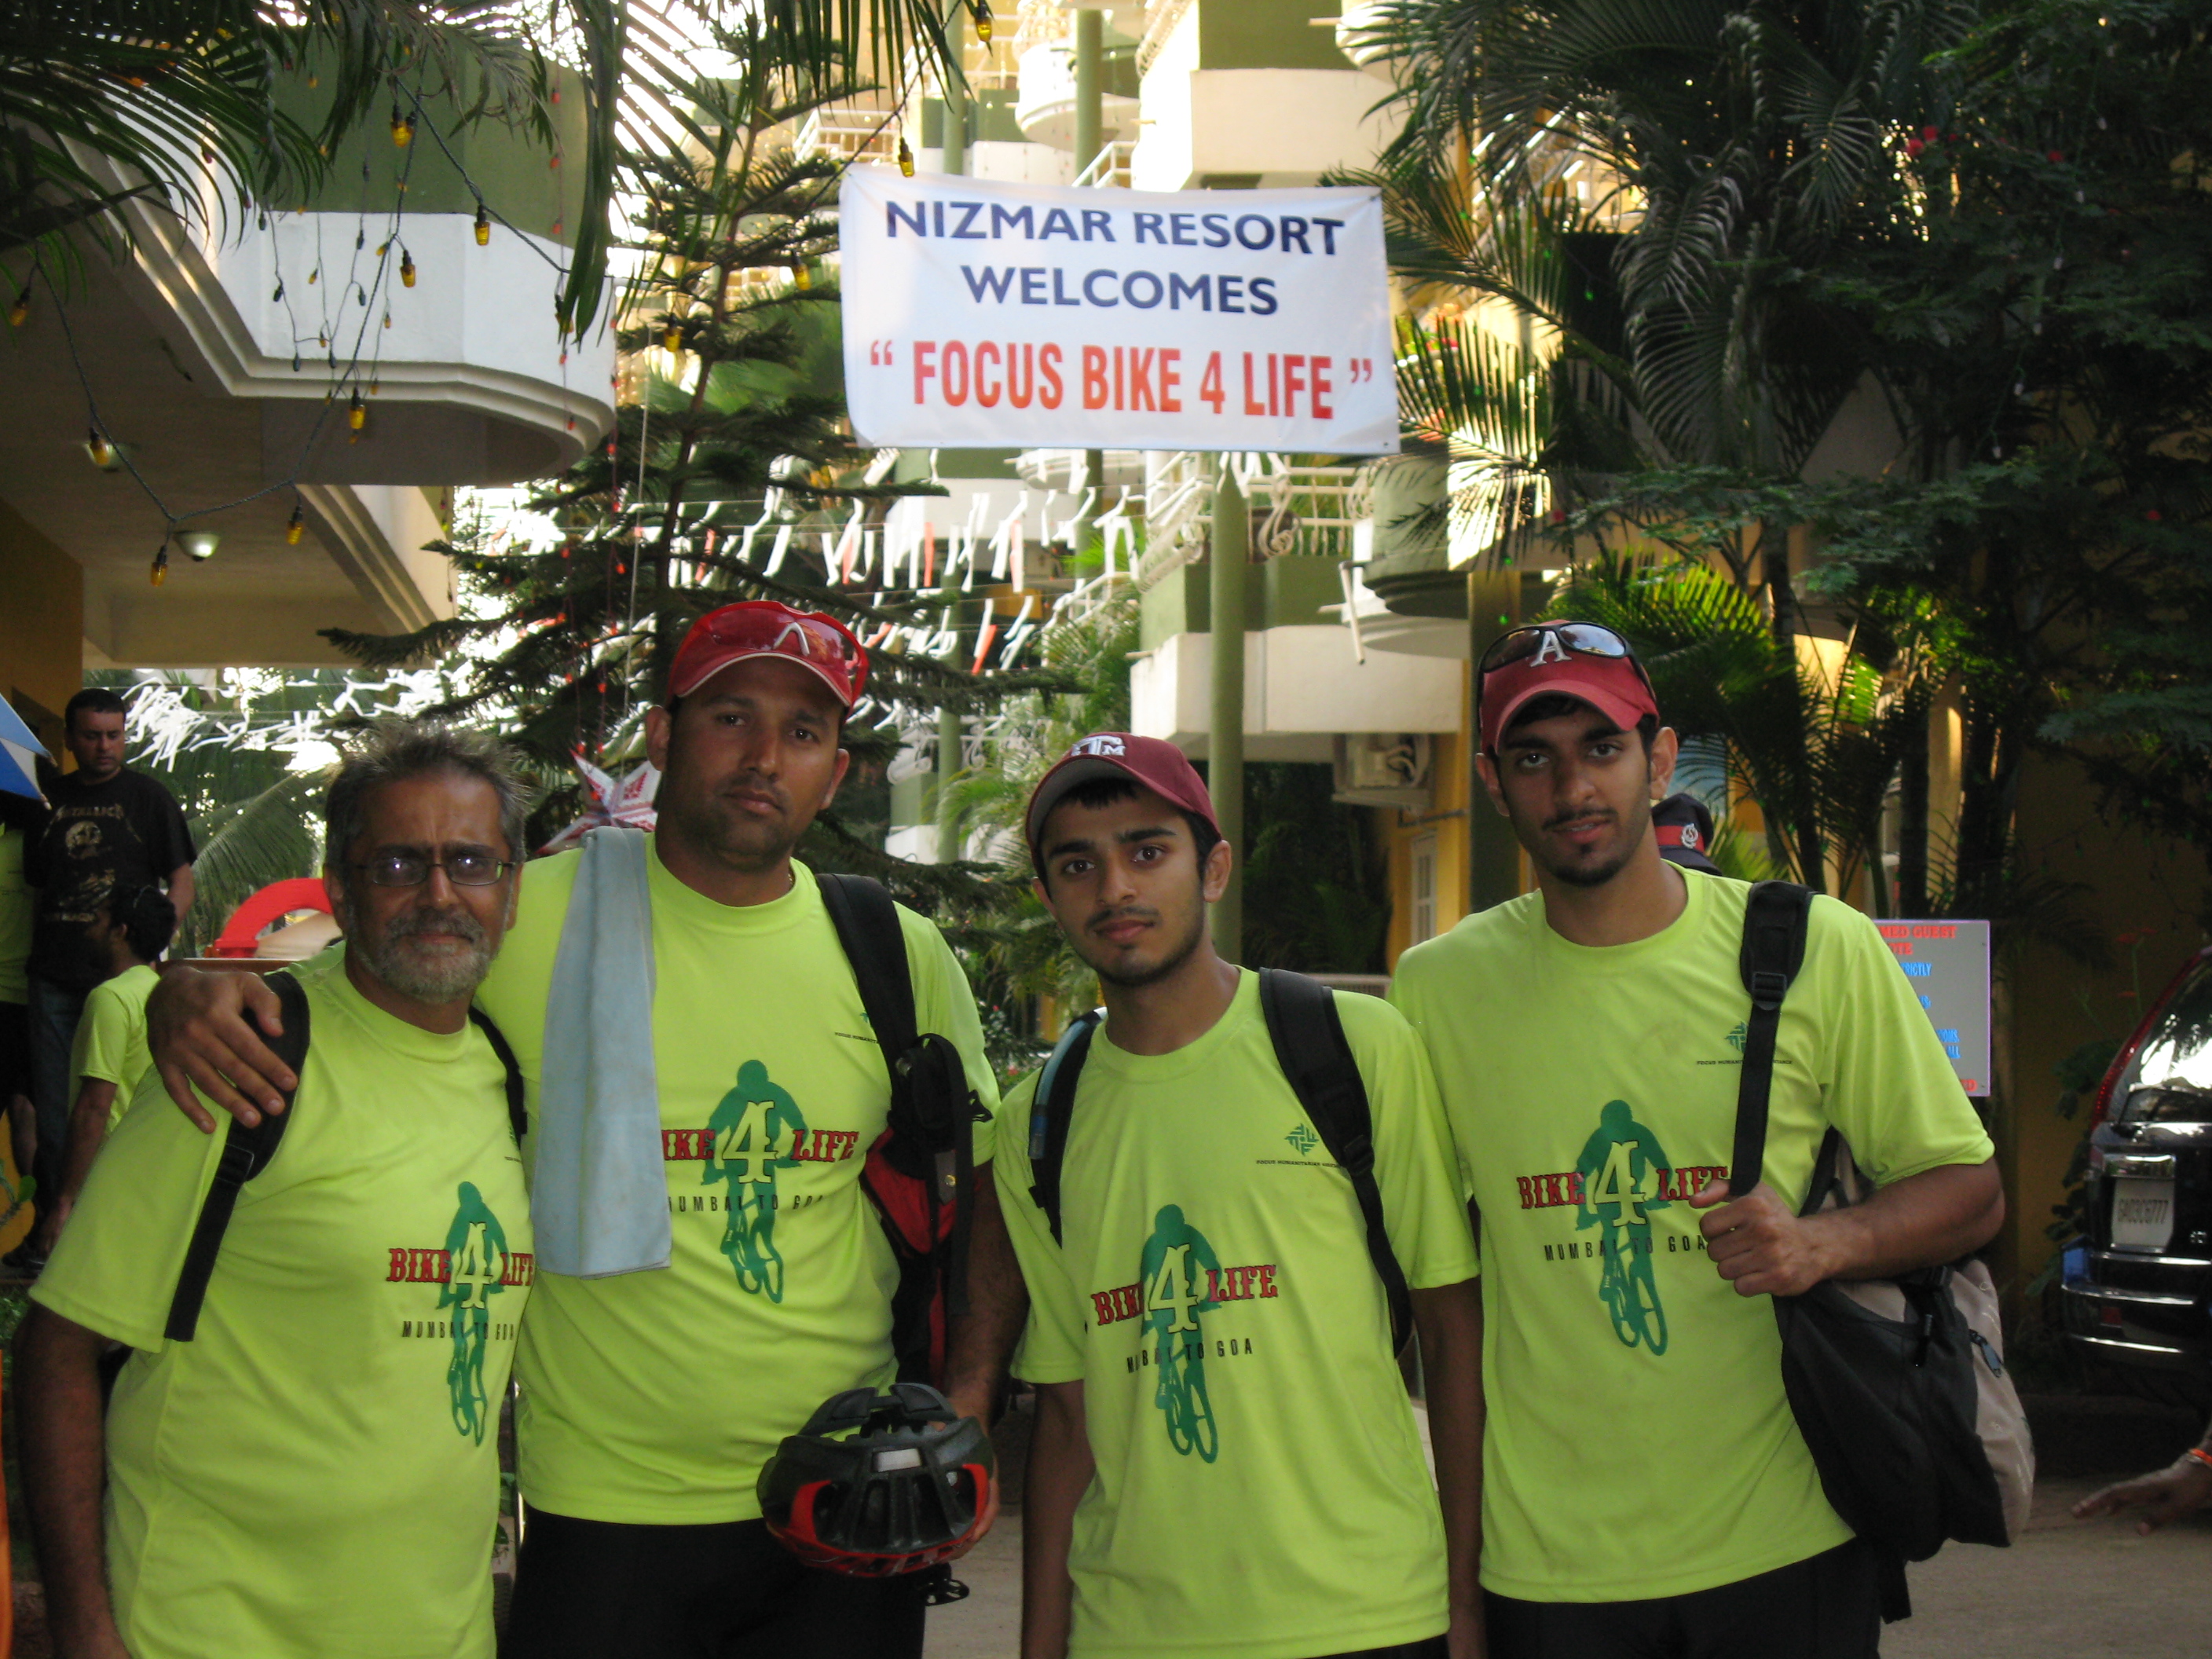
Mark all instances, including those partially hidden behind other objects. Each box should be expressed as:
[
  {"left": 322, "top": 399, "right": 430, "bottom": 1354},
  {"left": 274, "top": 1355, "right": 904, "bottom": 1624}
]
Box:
[{"left": 2061, "top": 944, "right": 2212, "bottom": 1409}]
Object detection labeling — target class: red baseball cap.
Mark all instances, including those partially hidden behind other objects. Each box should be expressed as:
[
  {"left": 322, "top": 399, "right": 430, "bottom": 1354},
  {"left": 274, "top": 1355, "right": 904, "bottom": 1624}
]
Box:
[
  {"left": 1477, "top": 622, "right": 1658, "bottom": 753},
  {"left": 1025, "top": 734, "right": 1221, "bottom": 869},
  {"left": 668, "top": 601, "right": 869, "bottom": 708}
]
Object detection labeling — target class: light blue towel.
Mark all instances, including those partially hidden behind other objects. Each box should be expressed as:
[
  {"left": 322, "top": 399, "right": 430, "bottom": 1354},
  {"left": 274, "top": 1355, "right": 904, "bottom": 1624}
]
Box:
[{"left": 533, "top": 826, "right": 671, "bottom": 1278}]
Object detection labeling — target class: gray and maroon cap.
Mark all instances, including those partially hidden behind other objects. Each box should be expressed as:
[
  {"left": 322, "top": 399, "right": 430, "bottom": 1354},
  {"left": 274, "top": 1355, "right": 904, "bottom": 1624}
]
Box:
[{"left": 1024, "top": 733, "right": 1220, "bottom": 870}]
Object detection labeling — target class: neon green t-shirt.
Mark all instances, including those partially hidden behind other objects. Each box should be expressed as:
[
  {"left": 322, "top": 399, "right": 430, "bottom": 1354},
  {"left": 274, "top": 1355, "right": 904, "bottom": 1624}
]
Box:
[
  {"left": 1389, "top": 868, "right": 1994, "bottom": 1602},
  {"left": 476, "top": 844, "right": 1000, "bottom": 1525},
  {"left": 0, "top": 821, "right": 29, "bottom": 1004},
  {"left": 69, "top": 961, "right": 159, "bottom": 1128},
  {"left": 31, "top": 949, "right": 533, "bottom": 1659},
  {"left": 998, "top": 972, "right": 1479, "bottom": 1659}
]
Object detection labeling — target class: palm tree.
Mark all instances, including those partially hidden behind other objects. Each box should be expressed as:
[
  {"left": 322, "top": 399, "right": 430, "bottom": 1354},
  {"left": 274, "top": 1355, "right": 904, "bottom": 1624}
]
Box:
[
  {"left": 1365, "top": 0, "right": 1966, "bottom": 623},
  {"left": 2, "top": 2, "right": 963, "bottom": 332}
]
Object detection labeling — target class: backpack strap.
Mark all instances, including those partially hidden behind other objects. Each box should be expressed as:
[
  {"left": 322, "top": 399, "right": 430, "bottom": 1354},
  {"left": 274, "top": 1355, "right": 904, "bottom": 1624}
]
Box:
[
  {"left": 467, "top": 1006, "right": 529, "bottom": 1144},
  {"left": 1026, "top": 1009, "right": 1103, "bottom": 1247},
  {"left": 1730, "top": 881, "right": 1815, "bottom": 1196},
  {"left": 164, "top": 972, "right": 310, "bottom": 1343},
  {"left": 819, "top": 873, "right": 980, "bottom": 1361},
  {"left": 819, "top": 873, "right": 921, "bottom": 1062},
  {"left": 1258, "top": 969, "right": 1415, "bottom": 1356}
]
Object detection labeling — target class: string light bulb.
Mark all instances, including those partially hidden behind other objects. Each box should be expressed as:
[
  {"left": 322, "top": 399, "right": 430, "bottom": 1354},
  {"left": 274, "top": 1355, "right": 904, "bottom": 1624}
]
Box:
[
  {"left": 662, "top": 320, "right": 682, "bottom": 352},
  {"left": 972, "top": 1, "right": 993, "bottom": 42},
  {"left": 793, "top": 265, "right": 811, "bottom": 290},
  {"left": 84, "top": 427, "right": 114, "bottom": 469},
  {"left": 347, "top": 390, "right": 366, "bottom": 431},
  {"left": 150, "top": 540, "right": 169, "bottom": 586},
  {"left": 285, "top": 503, "right": 305, "bottom": 544},
  {"left": 391, "top": 105, "right": 412, "bottom": 147},
  {"left": 899, "top": 137, "right": 915, "bottom": 177},
  {"left": 400, "top": 250, "right": 416, "bottom": 288},
  {"left": 474, "top": 203, "right": 490, "bottom": 245},
  {"left": 8, "top": 287, "right": 27, "bottom": 327}
]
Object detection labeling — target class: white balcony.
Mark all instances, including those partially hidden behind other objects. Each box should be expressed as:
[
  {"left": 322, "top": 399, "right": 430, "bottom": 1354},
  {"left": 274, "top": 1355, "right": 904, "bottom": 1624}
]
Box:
[
  {"left": 1130, "top": 624, "right": 1463, "bottom": 762},
  {"left": 1014, "top": 41, "right": 1143, "bottom": 150},
  {"left": 1, "top": 156, "right": 613, "bottom": 667},
  {"left": 1130, "top": 2, "right": 1401, "bottom": 189}
]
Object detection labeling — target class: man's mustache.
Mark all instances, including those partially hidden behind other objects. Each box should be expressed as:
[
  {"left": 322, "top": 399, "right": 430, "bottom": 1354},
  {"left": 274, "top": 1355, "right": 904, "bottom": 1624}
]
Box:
[
  {"left": 1544, "top": 807, "right": 1618, "bottom": 832},
  {"left": 387, "top": 906, "right": 491, "bottom": 948}
]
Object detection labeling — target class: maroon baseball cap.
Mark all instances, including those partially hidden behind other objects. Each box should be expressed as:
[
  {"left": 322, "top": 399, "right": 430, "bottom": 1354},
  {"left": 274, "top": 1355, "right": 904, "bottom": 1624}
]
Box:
[
  {"left": 1477, "top": 622, "right": 1658, "bottom": 753},
  {"left": 668, "top": 601, "right": 869, "bottom": 707},
  {"left": 1025, "top": 734, "right": 1220, "bottom": 869}
]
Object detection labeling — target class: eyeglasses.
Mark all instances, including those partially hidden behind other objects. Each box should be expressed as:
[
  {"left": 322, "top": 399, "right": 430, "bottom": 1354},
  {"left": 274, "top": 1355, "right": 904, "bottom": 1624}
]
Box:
[
  {"left": 350, "top": 848, "right": 516, "bottom": 888},
  {"left": 1478, "top": 623, "right": 1639, "bottom": 679}
]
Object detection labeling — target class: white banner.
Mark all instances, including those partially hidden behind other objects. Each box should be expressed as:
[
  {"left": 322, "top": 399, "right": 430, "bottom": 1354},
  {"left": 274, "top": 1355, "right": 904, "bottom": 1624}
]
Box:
[{"left": 840, "top": 169, "right": 1397, "bottom": 455}]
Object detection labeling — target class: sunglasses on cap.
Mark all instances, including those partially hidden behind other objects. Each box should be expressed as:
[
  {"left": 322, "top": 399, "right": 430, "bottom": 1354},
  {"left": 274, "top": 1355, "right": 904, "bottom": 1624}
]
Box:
[
  {"left": 696, "top": 605, "right": 865, "bottom": 669},
  {"left": 1478, "top": 622, "right": 1643, "bottom": 679},
  {"left": 673, "top": 601, "right": 871, "bottom": 705}
]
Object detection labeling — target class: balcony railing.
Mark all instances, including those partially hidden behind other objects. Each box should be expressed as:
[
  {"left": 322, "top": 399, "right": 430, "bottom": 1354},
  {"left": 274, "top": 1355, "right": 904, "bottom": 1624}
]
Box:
[
  {"left": 1074, "top": 140, "right": 1136, "bottom": 189},
  {"left": 1138, "top": 0, "right": 1196, "bottom": 75},
  {"left": 1133, "top": 454, "right": 1375, "bottom": 589},
  {"left": 797, "top": 105, "right": 901, "bottom": 166}
]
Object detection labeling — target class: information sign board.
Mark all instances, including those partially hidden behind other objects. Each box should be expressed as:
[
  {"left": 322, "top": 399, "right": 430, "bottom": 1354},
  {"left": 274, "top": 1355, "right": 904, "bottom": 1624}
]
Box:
[
  {"left": 840, "top": 169, "right": 1397, "bottom": 453},
  {"left": 1877, "top": 919, "right": 1992, "bottom": 1095}
]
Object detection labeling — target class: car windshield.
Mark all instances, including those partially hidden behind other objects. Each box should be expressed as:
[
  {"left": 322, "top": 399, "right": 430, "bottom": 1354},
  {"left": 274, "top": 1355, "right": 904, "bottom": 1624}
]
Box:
[{"left": 2118, "top": 959, "right": 2212, "bottom": 1124}]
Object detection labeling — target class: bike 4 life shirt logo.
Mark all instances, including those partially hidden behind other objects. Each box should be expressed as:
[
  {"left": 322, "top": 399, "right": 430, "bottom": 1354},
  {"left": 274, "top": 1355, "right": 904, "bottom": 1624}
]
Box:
[
  {"left": 1088, "top": 1205, "right": 1280, "bottom": 1463},
  {"left": 659, "top": 1058, "right": 861, "bottom": 1302},
  {"left": 384, "top": 1181, "right": 533, "bottom": 1443},
  {"left": 1511, "top": 1101, "right": 1732, "bottom": 1357}
]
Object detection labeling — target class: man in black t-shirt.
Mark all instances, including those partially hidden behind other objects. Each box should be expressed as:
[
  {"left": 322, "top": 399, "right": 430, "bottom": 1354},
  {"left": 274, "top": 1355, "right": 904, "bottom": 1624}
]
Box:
[{"left": 17, "top": 688, "right": 193, "bottom": 1268}]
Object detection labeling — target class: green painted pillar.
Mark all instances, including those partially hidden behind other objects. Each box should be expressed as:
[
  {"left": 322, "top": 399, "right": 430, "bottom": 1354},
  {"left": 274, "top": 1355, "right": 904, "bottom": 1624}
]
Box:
[
  {"left": 1210, "top": 460, "right": 1247, "bottom": 958},
  {"left": 932, "top": 0, "right": 969, "bottom": 862},
  {"left": 941, "top": 2, "right": 967, "bottom": 176},
  {"left": 1467, "top": 571, "right": 1525, "bottom": 912},
  {"left": 1075, "top": 6, "right": 1105, "bottom": 564}
]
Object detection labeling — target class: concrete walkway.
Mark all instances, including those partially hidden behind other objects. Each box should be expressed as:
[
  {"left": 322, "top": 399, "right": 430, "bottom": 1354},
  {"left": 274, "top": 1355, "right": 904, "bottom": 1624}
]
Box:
[
  {"left": 927, "top": 1398, "right": 2212, "bottom": 1659},
  {"left": 928, "top": 1488, "right": 2211, "bottom": 1658}
]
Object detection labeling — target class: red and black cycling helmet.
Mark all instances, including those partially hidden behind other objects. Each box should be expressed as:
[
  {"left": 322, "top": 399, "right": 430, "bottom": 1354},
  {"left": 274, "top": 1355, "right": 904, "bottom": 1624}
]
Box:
[{"left": 758, "top": 1382, "right": 996, "bottom": 1577}]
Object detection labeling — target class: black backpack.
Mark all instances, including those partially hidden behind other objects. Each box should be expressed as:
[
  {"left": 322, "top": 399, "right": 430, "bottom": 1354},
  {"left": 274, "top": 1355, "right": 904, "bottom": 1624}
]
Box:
[
  {"left": 817, "top": 874, "right": 990, "bottom": 1387},
  {"left": 1024, "top": 968, "right": 1414, "bottom": 1355},
  {"left": 1732, "top": 881, "right": 2027, "bottom": 1621},
  {"left": 163, "top": 970, "right": 527, "bottom": 1342}
]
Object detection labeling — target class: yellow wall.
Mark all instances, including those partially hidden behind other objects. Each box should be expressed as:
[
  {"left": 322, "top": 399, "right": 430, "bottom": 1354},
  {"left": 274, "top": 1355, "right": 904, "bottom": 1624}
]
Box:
[
  {"left": 1994, "top": 749, "right": 2212, "bottom": 1306},
  {"left": 0, "top": 496, "right": 84, "bottom": 746},
  {"left": 1383, "top": 705, "right": 1480, "bottom": 968}
]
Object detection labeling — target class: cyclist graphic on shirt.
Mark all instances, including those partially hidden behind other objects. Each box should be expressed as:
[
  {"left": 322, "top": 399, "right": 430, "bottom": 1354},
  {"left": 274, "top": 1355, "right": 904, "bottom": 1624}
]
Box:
[
  {"left": 1574, "top": 1098, "right": 1673, "bottom": 1354},
  {"left": 438, "top": 1181, "right": 514, "bottom": 1444},
  {"left": 1140, "top": 1203, "right": 1223, "bottom": 1462},
  {"left": 705, "top": 1059, "right": 806, "bottom": 1302}
]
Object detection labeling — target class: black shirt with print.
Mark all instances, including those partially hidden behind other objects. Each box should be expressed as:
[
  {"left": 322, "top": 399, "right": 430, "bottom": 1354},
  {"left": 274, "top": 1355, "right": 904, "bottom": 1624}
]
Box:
[{"left": 25, "top": 769, "right": 195, "bottom": 989}]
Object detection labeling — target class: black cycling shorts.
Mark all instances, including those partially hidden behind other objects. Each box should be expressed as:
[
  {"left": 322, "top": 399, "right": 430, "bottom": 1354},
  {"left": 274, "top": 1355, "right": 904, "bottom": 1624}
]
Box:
[
  {"left": 1483, "top": 1539, "right": 1881, "bottom": 1659},
  {"left": 503, "top": 1507, "right": 928, "bottom": 1659}
]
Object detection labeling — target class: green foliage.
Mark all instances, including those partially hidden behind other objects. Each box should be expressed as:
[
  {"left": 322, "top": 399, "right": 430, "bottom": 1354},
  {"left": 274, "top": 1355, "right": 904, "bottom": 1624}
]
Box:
[
  {"left": 326, "top": 31, "right": 1064, "bottom": 916},
  {"left": 945, "top": 601, "right": 1142, "bottom": 1017},
  {"left": 1237, "top": 765, "right": 1392, "bottom": 975}
]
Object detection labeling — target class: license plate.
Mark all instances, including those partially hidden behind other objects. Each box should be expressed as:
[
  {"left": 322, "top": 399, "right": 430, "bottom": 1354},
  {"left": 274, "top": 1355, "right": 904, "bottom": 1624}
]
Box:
[{"left": 2111, "top": 1178, "right": 2177, "bottom": 1251}]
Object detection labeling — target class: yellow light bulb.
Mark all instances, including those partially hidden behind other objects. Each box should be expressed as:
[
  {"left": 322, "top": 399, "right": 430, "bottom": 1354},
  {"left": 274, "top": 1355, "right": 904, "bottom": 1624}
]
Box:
[
  {"left": 973, "top": 1, "right": 993, "bottom": 43},
  {"left": 794, "top": 266, "right": 811, "bottom": 290},
  {"left": 9, "top": 289, "right": 28, "bottom": 327},
  {"left": 86, "top": 427, "right": 113, "bottom": 468},
  {"left": 400, "top": 251, "right": 416, "bottom": 288},
  {"left": 662, "top": 322, "right": 682, "bottom": 352},
  {"left": 899, "top": 137, "right": 915, "bottom": 178},
  {"left": 474, "top": 203, "right": 490, "bottom": 246},
  {"left": 151, "top": 545, "right": 169, "bottom": 586},
  {"left": 285, "top": 504, "right": 305, "bottom": 545},
  {"left": 348, "top": 392, "right": 366, "bottom": 431},
  {"left": 391, "top": 108, "right": 412, "bottom": 147}
]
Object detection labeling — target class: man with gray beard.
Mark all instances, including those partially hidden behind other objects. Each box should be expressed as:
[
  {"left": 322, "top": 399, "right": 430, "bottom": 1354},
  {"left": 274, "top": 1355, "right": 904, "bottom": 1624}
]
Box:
[{"left": 18, "top": 722, "right": 537, "bottom": 1659}]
